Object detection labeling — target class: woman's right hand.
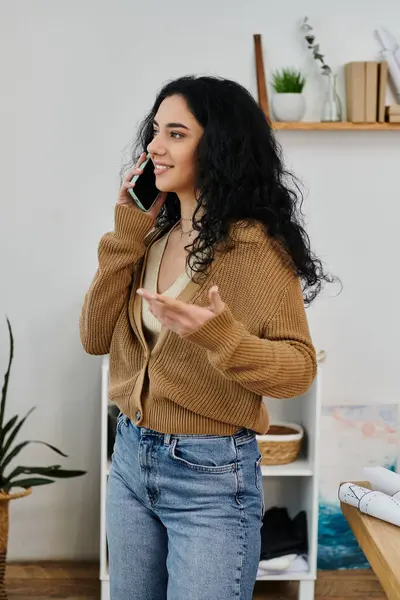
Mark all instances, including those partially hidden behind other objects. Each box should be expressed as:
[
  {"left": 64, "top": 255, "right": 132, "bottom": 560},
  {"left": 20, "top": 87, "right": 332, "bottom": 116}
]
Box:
[{"left": 116, "top": 152, "right": 167, "bottom": 223}]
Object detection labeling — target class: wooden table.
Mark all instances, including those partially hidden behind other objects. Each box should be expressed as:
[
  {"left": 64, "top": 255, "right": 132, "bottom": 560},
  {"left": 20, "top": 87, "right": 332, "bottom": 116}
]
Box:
[{"left": 340, "top": 481, "right": 400, "bottom": 600}]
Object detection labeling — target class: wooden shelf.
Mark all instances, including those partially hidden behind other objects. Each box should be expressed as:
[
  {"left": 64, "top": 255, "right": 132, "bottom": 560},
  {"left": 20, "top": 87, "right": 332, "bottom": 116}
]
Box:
[
  {"left": 104, "top": 563, "right": 314, "bottom": 583},
  {"left": 261, "top": 457, "right": 313, "bottom": 477},
  {"left": 272, "top": 121, "right": 400, "bottom": 131},
  {"left": 257, "top": 568, "right": 314, "bottom": 582}
]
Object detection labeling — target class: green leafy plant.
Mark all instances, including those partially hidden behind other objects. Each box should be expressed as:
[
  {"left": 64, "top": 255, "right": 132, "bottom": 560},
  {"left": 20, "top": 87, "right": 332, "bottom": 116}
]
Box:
[
  {"left": 271, "top": 68, "right": 306, "bottom": 93},
  {"left": 0, "top": 318, "right": 86, "bottom": 493},
  {"left": 301, "top": 17, "right": 332, "bottom": 75}
]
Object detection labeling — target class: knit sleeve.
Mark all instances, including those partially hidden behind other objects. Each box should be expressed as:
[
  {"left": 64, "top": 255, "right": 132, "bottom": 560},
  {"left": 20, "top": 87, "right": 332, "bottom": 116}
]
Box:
[
  {"left": 182, "top": 276, "right": 317, "bottom": 399},
  {"left": 79, "top": 205, "right": 154, "bottom": 355}
]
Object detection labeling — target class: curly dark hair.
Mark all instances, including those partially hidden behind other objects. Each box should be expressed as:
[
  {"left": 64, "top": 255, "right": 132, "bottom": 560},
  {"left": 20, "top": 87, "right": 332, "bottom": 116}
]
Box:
[{"left": 126, "top": 75, "right": 333, "bottom": 305}]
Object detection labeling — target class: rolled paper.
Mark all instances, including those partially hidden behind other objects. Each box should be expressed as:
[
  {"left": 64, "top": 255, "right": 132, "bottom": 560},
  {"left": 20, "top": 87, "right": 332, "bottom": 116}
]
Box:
[
  {"left": 364, "top": 465, "right": 400, "bottom": 496},
  {"left": 339, "top": 482, "right": 400, "bottom": 528}
]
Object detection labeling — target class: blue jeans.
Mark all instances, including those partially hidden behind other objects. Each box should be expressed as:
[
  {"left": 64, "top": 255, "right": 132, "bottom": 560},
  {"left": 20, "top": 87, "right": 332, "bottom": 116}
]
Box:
[{"left": 106, "top": 414, "right": 265, "bottom": 600}]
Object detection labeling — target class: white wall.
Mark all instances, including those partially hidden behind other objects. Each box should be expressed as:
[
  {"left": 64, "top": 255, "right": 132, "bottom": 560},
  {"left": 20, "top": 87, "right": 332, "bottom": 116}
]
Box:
[{"left": 1, "top": 0, "right": 399, "bottom": 560}]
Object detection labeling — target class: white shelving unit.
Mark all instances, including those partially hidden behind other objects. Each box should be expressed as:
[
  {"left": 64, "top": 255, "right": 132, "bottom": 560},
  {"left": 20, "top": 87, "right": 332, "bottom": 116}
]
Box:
[
  {"left": 257, "top": 376, "right": 321, "bottom": 600},
  {"left": 100, "top": 356, "right": 321, "bottom": 600}
]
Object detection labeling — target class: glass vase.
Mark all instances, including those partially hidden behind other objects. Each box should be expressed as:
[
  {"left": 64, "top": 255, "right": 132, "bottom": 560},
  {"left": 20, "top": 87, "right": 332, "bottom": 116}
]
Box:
[{"left": 321, "top": 72, "right": 342, "bottom": 122}]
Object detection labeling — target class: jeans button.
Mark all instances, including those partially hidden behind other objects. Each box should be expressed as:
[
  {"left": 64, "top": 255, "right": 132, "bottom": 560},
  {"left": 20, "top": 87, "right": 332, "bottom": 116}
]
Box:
[{"left": 135, "top": 409, "right": 142, "bottom": 421}]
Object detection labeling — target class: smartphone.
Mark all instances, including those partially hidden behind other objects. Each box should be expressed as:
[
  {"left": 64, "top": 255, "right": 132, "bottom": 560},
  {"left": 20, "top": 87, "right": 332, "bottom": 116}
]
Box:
[{"left": 128, "top": 153, "right": 161, "bottom": 212}]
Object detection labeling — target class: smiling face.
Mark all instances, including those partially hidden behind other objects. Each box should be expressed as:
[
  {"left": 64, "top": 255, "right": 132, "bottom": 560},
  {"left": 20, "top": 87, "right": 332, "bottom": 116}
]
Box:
[{"left": 147, "top": 95, "right": 204, "bottom": 198}]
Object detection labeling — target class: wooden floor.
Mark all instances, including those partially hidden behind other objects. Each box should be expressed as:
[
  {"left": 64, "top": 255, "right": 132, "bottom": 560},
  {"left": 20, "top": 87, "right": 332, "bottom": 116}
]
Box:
[{"left": 5, "top": 562, "right": 386, "bottom": 599}]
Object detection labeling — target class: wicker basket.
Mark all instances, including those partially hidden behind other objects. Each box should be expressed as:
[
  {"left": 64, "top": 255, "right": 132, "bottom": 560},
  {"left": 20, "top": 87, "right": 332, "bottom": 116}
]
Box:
[
  {"left": 0, "top": 488, "right": 32, "bottom": 600},
  {"left": 256, "top": 422, "right": 304, "bottom": 466}
]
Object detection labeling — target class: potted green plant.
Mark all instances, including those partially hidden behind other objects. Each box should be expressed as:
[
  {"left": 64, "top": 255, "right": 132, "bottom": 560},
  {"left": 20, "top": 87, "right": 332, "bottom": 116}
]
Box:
[
  {"left": 270, "top": 68, "right": 306, "bottom": 122},
  {"left": 0, "top": 318, "right": 86, "bottom": 599}
]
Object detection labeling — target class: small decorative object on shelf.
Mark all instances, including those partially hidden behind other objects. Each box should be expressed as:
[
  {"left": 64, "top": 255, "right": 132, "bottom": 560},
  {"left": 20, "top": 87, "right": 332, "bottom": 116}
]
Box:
[
  {"left": 271, "top": 68, "right": 306, "bottom": 122},
  {"left": 0, "top": 319, "right": 86, "bottom": 600},
  {"left": 385, "top": 103, "right": 400, "bottom": 123},
  {"left": 321, "top": 72, "right": 343, "bottom": 122},
  {"left": 257, "top": 422, "right": 304, "bottom": 466},
  {"left": 301, "top": 16, "right": 343, "bottom": 122}
]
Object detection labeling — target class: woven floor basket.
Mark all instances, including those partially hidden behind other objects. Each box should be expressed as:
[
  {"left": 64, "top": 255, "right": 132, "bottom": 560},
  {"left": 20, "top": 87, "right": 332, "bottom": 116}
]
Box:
[
  {"left": 0, "top": 488, "right": 32, "bottom": 600},
  {"left": 256, "top": 422, "right": 304, "bottom": 465}
]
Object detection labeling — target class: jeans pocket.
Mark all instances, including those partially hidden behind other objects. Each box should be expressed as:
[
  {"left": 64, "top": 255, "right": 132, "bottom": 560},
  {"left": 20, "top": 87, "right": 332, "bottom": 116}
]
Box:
[
  {"left": 255, "top": 454, "right": 265, "bottom": 518},
  {"left": 169, "top": 437, "right": 237, "bottom": 474}
]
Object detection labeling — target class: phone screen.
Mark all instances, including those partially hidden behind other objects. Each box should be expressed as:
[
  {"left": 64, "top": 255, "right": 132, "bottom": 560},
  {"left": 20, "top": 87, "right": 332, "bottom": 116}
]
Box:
[{"left": 128, "top": 155, "right": 160, "bottom": 211}]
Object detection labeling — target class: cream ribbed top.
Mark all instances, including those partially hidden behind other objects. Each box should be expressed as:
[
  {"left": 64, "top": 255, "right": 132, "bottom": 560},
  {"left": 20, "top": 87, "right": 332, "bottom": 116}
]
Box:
[{"left": 141, "top": 224, "right": 192, "bottom": 350}]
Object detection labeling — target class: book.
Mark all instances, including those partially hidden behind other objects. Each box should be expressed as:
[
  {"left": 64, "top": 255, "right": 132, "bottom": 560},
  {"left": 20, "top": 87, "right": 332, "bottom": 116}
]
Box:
[
  {"left": 377, "top": 61, "right": 389, "bottom": 122},
  {"left": 365, "top": 62, "right": 378, "bottom": 122},
  {"left": 345, "top": 62, "right": 365, "bottom": 122}
]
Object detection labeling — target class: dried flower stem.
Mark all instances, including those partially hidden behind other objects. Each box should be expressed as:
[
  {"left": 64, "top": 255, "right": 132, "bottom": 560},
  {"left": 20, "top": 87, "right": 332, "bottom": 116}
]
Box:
[{"left": 301, "top": 17, "right": 332, "bottom": 75}]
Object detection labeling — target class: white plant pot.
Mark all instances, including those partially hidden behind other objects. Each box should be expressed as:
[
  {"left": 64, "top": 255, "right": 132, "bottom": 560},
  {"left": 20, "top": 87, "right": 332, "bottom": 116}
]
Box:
[{"left": 271, "top": 93, "right": 306, "bottom": 122}]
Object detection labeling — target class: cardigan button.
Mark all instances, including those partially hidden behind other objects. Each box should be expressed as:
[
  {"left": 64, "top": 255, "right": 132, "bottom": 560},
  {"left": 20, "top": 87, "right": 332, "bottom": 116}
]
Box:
[{"left": 135, "top": 409, "right": 142, "bottom": 422}]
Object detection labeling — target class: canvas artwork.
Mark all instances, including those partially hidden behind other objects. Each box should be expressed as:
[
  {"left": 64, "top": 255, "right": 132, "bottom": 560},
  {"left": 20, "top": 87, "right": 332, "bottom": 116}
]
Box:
[{"left": 317, "top": 403, "right": 399, "bottom": 569}]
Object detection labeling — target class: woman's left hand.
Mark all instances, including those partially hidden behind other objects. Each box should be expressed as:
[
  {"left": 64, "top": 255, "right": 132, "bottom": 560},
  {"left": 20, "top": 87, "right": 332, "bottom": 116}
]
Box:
[{"left": 136, "top": 285, "right": 225, "bottom": 337}]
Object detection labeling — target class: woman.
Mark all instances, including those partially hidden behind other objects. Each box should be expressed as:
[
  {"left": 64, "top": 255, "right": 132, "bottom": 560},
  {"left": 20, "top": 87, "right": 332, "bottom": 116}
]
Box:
[{"left": 80, "top": 75, "right": 328, "bottom": 600}]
